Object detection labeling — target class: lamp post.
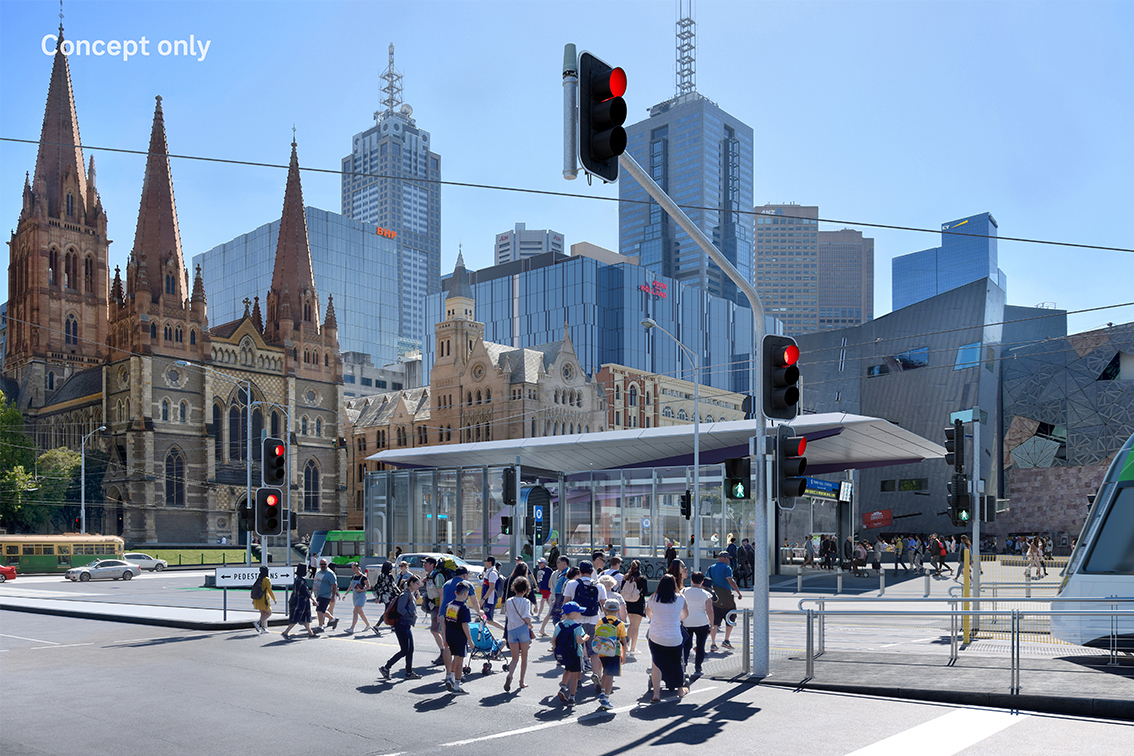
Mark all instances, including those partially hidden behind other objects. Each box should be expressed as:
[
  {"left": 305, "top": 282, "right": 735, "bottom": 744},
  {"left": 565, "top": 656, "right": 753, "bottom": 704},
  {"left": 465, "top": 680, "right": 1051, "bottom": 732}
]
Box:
[
  {"left": 177, "top": 360, "right": 253, "bottom": 565},
  {"left": 80, "top": 425, "right": 106, "bottom": 534},
  {"left": 642, "top": 317, "right": 702, "bottom": 573}
]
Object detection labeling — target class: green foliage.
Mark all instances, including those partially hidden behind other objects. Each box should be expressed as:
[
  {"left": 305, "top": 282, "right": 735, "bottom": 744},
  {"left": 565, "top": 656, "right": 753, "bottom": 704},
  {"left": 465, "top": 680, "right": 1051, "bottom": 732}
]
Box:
[{"left": 0, "top": 389, "right": 40, "bottom": 532}]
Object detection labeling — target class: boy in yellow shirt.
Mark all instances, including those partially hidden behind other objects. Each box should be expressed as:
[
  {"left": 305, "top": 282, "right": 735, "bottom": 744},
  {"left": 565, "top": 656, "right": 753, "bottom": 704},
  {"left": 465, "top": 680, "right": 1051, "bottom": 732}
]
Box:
[{"left": 592, "top": 598, "right": 628, "bottom": 710}]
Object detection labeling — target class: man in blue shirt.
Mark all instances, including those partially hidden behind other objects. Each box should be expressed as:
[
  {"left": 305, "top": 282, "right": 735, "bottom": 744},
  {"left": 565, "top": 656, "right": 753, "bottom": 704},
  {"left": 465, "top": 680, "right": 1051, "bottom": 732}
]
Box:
[
  {"left": 314, "top": 559, "right": 340, "bottom": 632},
  {"left": 706, "top": 551, "right": 741, "bottom": 651}
]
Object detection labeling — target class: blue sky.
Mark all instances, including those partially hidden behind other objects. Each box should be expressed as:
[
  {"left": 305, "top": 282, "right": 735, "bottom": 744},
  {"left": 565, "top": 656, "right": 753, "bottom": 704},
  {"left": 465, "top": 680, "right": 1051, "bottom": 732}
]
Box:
[{"left": 1, "top": 0, "right": 1132, "bottom": 334}]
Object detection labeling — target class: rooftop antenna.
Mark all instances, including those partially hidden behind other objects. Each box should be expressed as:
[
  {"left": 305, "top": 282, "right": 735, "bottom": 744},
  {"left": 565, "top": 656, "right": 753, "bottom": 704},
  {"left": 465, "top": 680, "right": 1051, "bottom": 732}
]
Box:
[
  {"left": 376, "top": 43, "right": 404, "bottom": 122},
  {"left": 675, "top": 0, "right": 696, "bottom": 96}
]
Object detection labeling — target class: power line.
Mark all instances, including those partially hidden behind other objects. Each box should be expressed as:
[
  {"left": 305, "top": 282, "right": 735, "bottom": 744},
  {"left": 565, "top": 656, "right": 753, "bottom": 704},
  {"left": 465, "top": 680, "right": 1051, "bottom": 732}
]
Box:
[{"left": 2, "top": 136, "right": 1132, "bottom": 255}]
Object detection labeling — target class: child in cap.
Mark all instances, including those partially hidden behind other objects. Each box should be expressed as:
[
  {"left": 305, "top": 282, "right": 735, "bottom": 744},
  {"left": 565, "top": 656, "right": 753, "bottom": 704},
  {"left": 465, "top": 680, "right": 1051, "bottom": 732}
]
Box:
[
  {"left": 592, "top": 598, "right": 628, "bottom": 709},
  {"left": 444, "top": 582, "right": 474, "bottom": 694},
  {"left": 552, "top": 601, "right": 588, "bottom": 706}
]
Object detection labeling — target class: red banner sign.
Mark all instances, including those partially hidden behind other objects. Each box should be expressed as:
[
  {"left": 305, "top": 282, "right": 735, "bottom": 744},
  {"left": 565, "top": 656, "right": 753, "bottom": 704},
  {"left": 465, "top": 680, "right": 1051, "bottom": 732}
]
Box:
[{"left": 862, "top": 509, "right": 893, "bottom": 529}]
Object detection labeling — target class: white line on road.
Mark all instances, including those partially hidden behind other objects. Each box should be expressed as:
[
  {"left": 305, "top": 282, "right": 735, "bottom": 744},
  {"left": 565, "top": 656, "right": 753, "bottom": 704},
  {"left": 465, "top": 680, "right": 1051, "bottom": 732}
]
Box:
[
  {"left": 441, "top": 686, "right": 719, "bottom": 747},
  {"left": 877, "top": 636, "right": 941, "bottom": 648},
  {"left": 0, "top": 632, "right": 59, "bottom": 644},
  {"left": 842, "top": 707, "right": 1028, "bottom": 756},
  {"left": 31, "top": 642, "right": 93, "bottom": 650}
]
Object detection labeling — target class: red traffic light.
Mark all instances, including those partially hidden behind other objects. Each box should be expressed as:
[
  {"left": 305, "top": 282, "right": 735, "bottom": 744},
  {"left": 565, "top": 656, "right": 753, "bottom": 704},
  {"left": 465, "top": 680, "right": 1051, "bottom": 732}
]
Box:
[
  {"left": 265, "top": 494, "right": 279, "bottom": 507},
  {"left": 608, "top": 67, "right": 626, "bottom": 98},
  {"left": 774, "top": 344, "right": 800, "bottom": 367},
  {"left": 272, "top": 444, "right": 285, "bottom": 457}
]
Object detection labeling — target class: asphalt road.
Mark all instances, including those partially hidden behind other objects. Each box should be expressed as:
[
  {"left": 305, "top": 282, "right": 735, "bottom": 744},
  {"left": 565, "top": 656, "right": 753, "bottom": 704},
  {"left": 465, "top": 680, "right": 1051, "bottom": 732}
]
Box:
[{"left": 2, "top": 610, "right": 1131, "bottom": 756}]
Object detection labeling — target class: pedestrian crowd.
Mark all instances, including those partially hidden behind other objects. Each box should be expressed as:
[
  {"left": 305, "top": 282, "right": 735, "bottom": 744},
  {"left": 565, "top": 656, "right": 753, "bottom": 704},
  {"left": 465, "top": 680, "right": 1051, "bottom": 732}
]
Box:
[{"left": 253, "top": 546, "right": 745, "bottom": 707}]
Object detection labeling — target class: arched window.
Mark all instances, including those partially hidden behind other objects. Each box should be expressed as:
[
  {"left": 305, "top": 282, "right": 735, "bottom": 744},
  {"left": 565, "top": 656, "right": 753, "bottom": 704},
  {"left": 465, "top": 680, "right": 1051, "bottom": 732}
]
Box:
[
  {"left": 150, "top": 322, "right": 157, "bottom": 339},
  {"left": 485, "top": 389, "right": 491, "bottom": 403},
  {"left": 49, "top": 250, "right": 59, "bottom": 286},
  {"left": 324, "top": 352, "right": 329, "bottom": 367},
  {"left": 554, "top": 390, "right": 560, "bottom": 404},
  {"left": 476, "top": 390, "right": 482, "bottom": 405},
  {"left": 176, "top": 326, "right": 183, "bottom": 343},
  {"left": 663, "top": 406, "right": 674, "bottom": 418},
  {"left": 47, "top": 372, "right": 55, "bottom": 391},
  {"left": 64, "top": 252, "right": 75, "bottom": 289},
  {"left": 303, "top": 300, "right": 312, "bottom": 322},
  {"left": 678, "top": 409, "right": 688, "bottom": 421},
  {"left": 569, "top": 423, "right": 575, "bottom": 435},
  {"left": 466, "top": 391, "right": 472, "bottom": 406},
  {"left": 165, "top": 273, "right": 174, "bottom": 296},
  {"left": 66, "top": 192, "right": 74, "bottom": 217},
  {"left": 65, "top": 314, "right": 78, "bottom": 345},
  {"left": 301, "top": 416, "right": 309, "bottom": 435},
  {"left": 84, "top": 256, "right": 94, "bottom": 293},
  {"left": 190, "top": 330, "right": 196, "bottom": 346},
  {"left": 705, "top": 414, "right": 714, "bottom": 423},
  {"left": 303, "top": 461, "right": 320, "bottom": 512},
  {"left": 315, "top": 417, "right": 322, "bottom": 437},
  {"left": 213, "top": 403, "right": 223, "bottom": 464},
  {"left": 531, "top": 419, "right": 536, "bottom": 436},
  {"left": 585, "top": 425, "right": 590, "bottom": 433},
  {"left": 446, "top": 426, "right": 452, "bottom": 441},
  {"left": 161, "top": 399, "right": 170, "bottom": 422},
  {"left": 615, "top": 385, "right": 621, "bottom": 401},
  {"left": 229, "top": 388, "right": 248, "bottom": 460},
  {"left": 165, "top": 448, "right": 185, "bottom": 507},
  {"left": 629, "top": 386, "right": 638, "bottom": 406},
  {"left": 179, "top": 401, "right": 187, "bottom": 423}
]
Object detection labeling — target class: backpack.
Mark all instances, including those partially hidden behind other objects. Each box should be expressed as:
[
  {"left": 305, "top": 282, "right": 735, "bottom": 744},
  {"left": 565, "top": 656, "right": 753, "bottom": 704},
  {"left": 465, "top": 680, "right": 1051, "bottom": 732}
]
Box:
[
  {"left": 435, "top": 556, "right": 458, "bottom": 582},
  {"left": 572, "top": 578, "right": 599, "bottom": 616},
  {"left": 592, "top": 616, "right": 623, "bottom": 657},
  {"left": 495, "top": 574, "right": 506, "bottom": 598},
  {"left": 384, "top": 591, "right": 403, "bottom": 626},
  {"left": 619, "top": 577, "right": 641, "bottom": 603},
  {"left": 250, "top": 578, "right": 265, "bottom": 601},
  {"left": 553, "top": 622, "right": 580, "bottom": 666}
]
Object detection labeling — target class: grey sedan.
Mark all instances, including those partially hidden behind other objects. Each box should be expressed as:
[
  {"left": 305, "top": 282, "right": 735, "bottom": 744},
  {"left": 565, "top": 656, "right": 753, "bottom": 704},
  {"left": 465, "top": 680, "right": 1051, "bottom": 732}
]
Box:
[{"left": 65, "top": 559, "right": 143, "bottom": 582}]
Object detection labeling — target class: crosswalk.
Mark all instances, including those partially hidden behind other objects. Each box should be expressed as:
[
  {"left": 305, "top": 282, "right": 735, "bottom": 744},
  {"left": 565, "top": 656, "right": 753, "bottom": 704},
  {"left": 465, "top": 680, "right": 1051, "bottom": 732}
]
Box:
[{"left": 842, "top": 707, "right": 1029, "bottom": 756}]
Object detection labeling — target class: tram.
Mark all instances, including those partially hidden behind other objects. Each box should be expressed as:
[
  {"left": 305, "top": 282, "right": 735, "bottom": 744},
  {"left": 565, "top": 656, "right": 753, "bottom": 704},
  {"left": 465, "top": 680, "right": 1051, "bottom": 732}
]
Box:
[
  {"left": 1051, "top": 431, "right": 1134, "bottom": 650},
  {"left": 0, "top": 534, "right": 125, "bottom": 574}
]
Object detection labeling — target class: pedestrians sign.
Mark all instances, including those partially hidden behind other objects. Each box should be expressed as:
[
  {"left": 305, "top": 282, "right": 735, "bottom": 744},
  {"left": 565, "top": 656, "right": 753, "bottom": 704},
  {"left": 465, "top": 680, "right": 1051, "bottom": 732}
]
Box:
[
  {"left": 642, "top": 517, "right": 651, "bottom": 529},
  {"left": 214, "top": 566, "right": 293, "bottom": 588}
]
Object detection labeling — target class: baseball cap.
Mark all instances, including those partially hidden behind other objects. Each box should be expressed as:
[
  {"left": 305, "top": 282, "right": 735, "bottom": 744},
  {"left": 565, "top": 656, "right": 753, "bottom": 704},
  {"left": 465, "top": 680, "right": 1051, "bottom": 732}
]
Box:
[
  {"left": 579, "top": 560, "right": 594, "bottom": 573},
  {"left": 603, "top": 599, "right": 621, "bottom": 612},
  {"left": 561, "top": 601, "right": 584, "bottom": 616},
  {"left": 718, "top": 551, "right": 730, "bottom": 558},
  {"left": 537, "top": 557, "right": 547, "bottom": 564}
]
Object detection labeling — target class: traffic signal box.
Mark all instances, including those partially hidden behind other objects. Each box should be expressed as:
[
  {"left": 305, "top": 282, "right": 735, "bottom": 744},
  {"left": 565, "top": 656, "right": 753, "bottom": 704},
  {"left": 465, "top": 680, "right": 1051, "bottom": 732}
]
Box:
[
  {"left": 500, "top": 516, "right": 513, "bottom": 536},
  {"left": 255, "top": 487, "right": 283, "bottom": 537},
  {"left": 724, "top": 457, "right": 752, "bottom": 500},
  {"left": 763, "top": 335, "right": 801, "bottom": 420},
  {"left": 680, "top": 490, "right": 692, "bottom": 520},
  {"left": 577, "top": 52, "right": 627, "bottom": 182},
  {"left": 262, "top": 437, "right": 287, "bottom": 487},
  {"left": 944, "top": 420, "right": 965, "bottom": 474},
  {"left": 239, "top": 504, "right": 254, "bottom": 533},
  {"left": 947, "top": 474, "right": 973, "bottom": 527},
  {"left": 776, "top": 425, "right": 808, "bottom": 502}
]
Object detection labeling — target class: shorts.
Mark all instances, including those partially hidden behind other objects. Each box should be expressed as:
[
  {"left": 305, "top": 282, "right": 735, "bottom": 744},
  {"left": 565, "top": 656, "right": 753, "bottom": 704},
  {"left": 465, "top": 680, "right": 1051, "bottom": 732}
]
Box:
[
  {"left": 505, "top": 625, "right": 531, "bottom": 645},
  {"left": 560, "top": 654, "right": 582, "bottom": 673},
  {"left": 447, "top": 637, "right": 468, "bottom": 658},
  {"left": 599, "top": 656, "right": 622, "bottom": 677},
  {"left": 316, "top": 596, "right": 332, "bottom": 614},
  {"left": 712, "top": 602, "right": 735, "bottom": 627},
  {"left": 581, "top": 623, "right": 598, "bottom": 656},
  {"left": 429, "top": 607, "right": 441, "bottom": 634},
  {"left": 540, "top": 588, "right": 551, "bottom": 601}
]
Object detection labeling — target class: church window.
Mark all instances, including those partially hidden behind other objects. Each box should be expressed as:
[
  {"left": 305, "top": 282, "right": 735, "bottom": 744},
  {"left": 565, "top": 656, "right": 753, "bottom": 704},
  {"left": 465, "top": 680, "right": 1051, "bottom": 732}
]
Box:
[
  {"left": 229, "top": 389, "right": 248, "bottom": 460},
  {"left": 162, "top": 399, "right": 170, "bottom": 422},
  {"left": 176, "top": 326, "right": 183, "bottom": 343},
  {"left": 301, "top": 416, "right": 309, "bottom": 435},
  {"left": 164, "top": 324, "right": 172, "bottom": 341},
  {"left": 47, "top": 372, "right": 55, "bottom": 391},
  {"left": 554, "top": 390, "right": 560, "bottom": 404},
  {"left": 303, "top": 461, "right": 320, "bottom": 512},
  {"left": 485, "top": 389, "right": 491, "bottom": 403},
  {"left": 179, "top": 401, "right": 187, "bottom": 423},
  {"left": 165, "top": 448, "right": 185, "bottom": 507},
  {"left": 165, "top": 273, "right": 174, "bottom": 296},
  {"left": 66, "top": 192, "right": 74, "bottom": 217},
  {"left": 476, "top": 390, "right": 482, "bottom": 405},
  {"left": 150, "top": 323, "right": 157, "bottom": 339},
  {"left": 84, "top": 256, "right": 94, "bottom": 293},
  {"left": 678, "top": 409, "right": 688, "bottom": 421},
  {"left": 213, "top": 404, "right": 223, "bottom": 465},
  {"left": 65, "top": 314, "right": 78, "bottom": 345},
  {"left": 466, "top": 391, "right": 472, "bottom": 406},
  {"left": 315, "top": 418, "right": 322, "bottom": 437},
  {"left": 324, "top": 353, "right": 329, "bottom": 367},
  {"left": 190, "top": 330, "right": 196, "bottom": 346}
]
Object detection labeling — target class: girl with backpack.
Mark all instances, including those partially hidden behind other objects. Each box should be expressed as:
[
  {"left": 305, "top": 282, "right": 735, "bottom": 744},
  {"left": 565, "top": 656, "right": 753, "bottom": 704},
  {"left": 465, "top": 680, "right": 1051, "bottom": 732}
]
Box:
[
  {"left": 251, "top": 565, "right": 274, "bottom": 634},
  {"left": 620, "top": 560, "right": 648, "bottom": 655},
  {"left": 281, "top": 564, "right": 317, "bottom": 640},
  {"left": 371, "top": 561, "right": 398, "bottom": 637},
  {"left": 345, "top": 562, "right": 374, "bottom": 636}
]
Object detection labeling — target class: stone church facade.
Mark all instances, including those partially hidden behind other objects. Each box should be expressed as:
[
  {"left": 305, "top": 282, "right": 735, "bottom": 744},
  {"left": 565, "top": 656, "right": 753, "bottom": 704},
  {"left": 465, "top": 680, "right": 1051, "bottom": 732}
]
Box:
[{"left": 2, "top": 32, "right": 345, "bottom": 542}]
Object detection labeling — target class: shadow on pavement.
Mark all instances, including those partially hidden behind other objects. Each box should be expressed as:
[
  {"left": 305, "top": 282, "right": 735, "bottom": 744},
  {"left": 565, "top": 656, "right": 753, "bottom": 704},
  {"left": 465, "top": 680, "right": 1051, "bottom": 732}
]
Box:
[
  {"left": 594, "top": 687, "right": 755, "bottom": 756},
  {"left": 107, "top": 634, "right": 212, "bottom": 648}
]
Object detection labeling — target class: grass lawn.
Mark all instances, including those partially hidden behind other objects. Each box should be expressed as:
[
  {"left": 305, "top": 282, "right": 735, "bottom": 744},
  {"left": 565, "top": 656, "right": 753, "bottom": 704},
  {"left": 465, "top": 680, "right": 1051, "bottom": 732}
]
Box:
[{"left": 138, "top": 549, "right": 250, "bottom": 566}]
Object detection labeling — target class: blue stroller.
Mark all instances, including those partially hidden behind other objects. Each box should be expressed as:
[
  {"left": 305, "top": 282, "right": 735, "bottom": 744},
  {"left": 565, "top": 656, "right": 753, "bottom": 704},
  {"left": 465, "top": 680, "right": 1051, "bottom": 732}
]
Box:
[{"left": 465, "top": 621, "right": 508, "bottom": 676}]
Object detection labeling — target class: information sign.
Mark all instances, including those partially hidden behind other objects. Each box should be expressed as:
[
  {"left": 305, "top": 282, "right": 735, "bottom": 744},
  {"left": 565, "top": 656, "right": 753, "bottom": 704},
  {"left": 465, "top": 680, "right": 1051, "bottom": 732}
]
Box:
[{"left": 214, "top": 566, "right": 294, "bottom": 588}]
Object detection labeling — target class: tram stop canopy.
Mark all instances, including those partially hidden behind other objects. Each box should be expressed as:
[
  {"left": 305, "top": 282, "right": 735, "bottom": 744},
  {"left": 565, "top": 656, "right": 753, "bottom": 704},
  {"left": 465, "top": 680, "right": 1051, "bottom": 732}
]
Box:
[{"left": 369, "top": 412, "right": 944, "bottom": 473}]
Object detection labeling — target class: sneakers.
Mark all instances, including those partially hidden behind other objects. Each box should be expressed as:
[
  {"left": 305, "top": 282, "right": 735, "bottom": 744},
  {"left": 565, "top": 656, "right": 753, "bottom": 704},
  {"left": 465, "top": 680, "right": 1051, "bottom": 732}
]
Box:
[
  {"left": 330, "top": 618, "right": 340, "bottom": 630},
  {"left": 404, "top": 671, "right": 422, "bottom": 680},
  {"left": 566, "top": 695, "right": 576, "bottom": 707},
  {"left": 591, "top": 672, "right": 601, "bottom": 688},
  {"left": 343, "top": 628, "right": 354, "bottom": 635},
  {"left": 430, "top": 656, "right": 444, "bottom": 666},
  {"left": 379, "top": 666, "right": 391, "bottom": 680},
  {"left": 445, "top": 676, "right": 455, "bottom": 692},
  {"left": 598, "top": 695, "right": 612, "bottom": 710},
  {"left": 453, "top": 681, "right": 466, "bottom": 694},
  {"left": 710, "top": 644, "right": 719, "bottom": 652},
  {"left": 252, "top": 620, "right": 261, "bottom": 633},
  {"left": 373, "top": 626, "right": 382, "bottom": 636},
  {"left": 721, "top": 640, "right": 733, "bottom": 650},
  {"left": 557, "top": 688, "right": 570, "bottom": 704}
]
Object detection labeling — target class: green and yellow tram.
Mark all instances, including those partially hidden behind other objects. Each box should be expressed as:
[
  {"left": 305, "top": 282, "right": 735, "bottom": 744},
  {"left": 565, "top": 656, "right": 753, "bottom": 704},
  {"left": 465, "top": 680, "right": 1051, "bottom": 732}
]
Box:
[
  {"left": 0, "top": 534, "right": 125, "bottom": 574},
  {"left": 308, "top": 530, "right": 365, "bottom": 565}
]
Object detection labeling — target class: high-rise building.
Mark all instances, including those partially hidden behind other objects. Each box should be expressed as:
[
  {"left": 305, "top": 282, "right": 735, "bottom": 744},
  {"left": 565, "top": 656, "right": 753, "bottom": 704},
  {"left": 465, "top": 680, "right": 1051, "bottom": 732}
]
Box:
[
  {"left": 753, "top": 204, "right": 820, "bottom": 334},
  {"left": 618, "top": 8, "right": 753, "bottom": 306},
  {"left": 494, "top": 223, "right": 565, "bottom": 265},
  {"left": 340, "top": 44, "right": 440, "bottom": 348},
  {"left": 193, "top": 207, "right": 401, "bottom": 367},
  {"left": 818, "top": 228, "right": 874, "bottom": 332},
  {"left": 892, "top": 212, "right": 1007, "bottom": 310}
]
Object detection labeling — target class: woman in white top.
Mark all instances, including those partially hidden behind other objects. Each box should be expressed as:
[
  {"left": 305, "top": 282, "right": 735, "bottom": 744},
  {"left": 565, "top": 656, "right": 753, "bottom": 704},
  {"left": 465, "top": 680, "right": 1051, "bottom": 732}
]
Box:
[
  {"left": 597, "top": 574, "right": 628, "bottom": 622},
  {"left": 645, "top": 573, "right": 689, "bottom": 702},
  {"left": 681, "top": 571, "right": 714, "bottom": 679},
  {"left": 503, "top": 576, "right": 534, "bottom": 691}
]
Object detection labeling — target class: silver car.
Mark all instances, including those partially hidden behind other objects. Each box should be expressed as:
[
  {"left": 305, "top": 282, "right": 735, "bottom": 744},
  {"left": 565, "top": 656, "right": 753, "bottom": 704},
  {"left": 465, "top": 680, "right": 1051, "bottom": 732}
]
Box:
[
  {"left": 65, "top": 559, "right": 143, "bottom": 582},
  {"left": 124, "top": 552, "right": 168, "bottom": 572}
]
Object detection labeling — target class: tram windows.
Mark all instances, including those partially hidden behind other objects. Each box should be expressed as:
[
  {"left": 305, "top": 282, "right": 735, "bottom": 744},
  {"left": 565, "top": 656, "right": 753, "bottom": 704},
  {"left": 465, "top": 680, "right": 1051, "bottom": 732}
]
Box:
[{"left": 1084, "top": 487, "right": 1134, "bottom": 574}]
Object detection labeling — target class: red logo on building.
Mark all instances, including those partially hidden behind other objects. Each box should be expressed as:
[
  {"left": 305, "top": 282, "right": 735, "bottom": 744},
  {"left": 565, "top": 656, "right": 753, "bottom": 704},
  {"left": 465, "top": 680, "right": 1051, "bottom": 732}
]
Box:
[
  {"left": 639, "top": 281, "right": 668, "bottom": 299},
  {"left": 375, "top": 226, "right": 397, "bottom": 239}
]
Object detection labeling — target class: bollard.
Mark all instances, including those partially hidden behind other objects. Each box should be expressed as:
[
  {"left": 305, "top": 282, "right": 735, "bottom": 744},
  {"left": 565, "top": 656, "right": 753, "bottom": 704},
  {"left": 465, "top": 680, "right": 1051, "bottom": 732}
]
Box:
[
  {"left": 818, "top": 600, "right": 826, "bottom": 655},
  {"left": 223, "top": 553, "right": 226, "bottom": 567},
  {"left": 179, "top": 554, "right": 182, "bottom": 566},
  {"left": 1025, "top": 571, "right": 1031, "bottom": 598},
  {"left": 836, "top": 567, "right": 842, "bottom": 594},
  {"left": 805, "top": 608, "right": 814, "bottom": 679},
  {"left": 879, "top": 567, "right": 886, "bottom": 596},
  {"left": 924, "top": 571, "right": 931, "bottom": 597},
  {"left": 797, "top": 564, "right": 804, "bottom": 593}
]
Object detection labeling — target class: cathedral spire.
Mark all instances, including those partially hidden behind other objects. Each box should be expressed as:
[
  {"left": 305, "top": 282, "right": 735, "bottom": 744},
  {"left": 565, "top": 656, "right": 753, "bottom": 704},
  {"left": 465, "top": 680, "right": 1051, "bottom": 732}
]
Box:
[
  {"left": 30, "top": 20, "right": 89, "bottom": 220},
  {"left": 130, "top": 96, "right": 187, "bottom": 304},
  {"left": 266, "top": 139, "right": 318, "bottom": 342},
  {"left": 323, "top": 294, "right": 338, "bottom": 331}
]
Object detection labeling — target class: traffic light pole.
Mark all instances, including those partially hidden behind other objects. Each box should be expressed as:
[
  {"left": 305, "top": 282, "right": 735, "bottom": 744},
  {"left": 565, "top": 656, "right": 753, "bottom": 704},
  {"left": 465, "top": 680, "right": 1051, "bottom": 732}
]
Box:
[
  {"left": 971, "top": 418, "right": 981, "bottom": 609},
  {"left": 618, "top": 151, "right": 770, "bottom": 677}
]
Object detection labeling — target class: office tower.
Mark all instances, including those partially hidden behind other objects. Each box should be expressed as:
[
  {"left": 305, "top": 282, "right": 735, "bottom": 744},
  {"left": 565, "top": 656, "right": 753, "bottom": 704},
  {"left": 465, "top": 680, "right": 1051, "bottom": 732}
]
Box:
[
  {"left": 340, "top": 44, "right": 441, "bottom": 347},
  {"left": 892, "top": 212, "right": 1007, "bottom": 310},
  {"left": 817, "top": 228, "right": 874, "bottom": 331},
  {"left": 494, "top": 223, "right": 565, "bottom": 265},
  {"left": 753, "top": 204, "right": 820, "bottom": 335},
  {"left": 618, "top": 7, "right": 753, "bottom": 306},
  {"left": 193, "top": 207, "right": 401, "bottom": 367}
]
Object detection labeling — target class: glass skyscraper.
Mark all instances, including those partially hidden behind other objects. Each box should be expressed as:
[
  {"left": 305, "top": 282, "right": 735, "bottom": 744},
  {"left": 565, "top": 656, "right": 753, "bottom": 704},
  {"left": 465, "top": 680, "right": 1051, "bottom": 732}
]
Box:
[
  {"left": 619, "top": 93, "right": 754, "bottom": 307},
  {"left": 192, "top": 207, "right": 401, "bottom": 367},
  {"left": 892, "top": 212, "right": 1007, "bottom": 310},
  {"left": 423, "top": 252, "right": 781, "bottom": 395},
  {"left": 340, "top": 46, "right": 441, "bottom": 348}
]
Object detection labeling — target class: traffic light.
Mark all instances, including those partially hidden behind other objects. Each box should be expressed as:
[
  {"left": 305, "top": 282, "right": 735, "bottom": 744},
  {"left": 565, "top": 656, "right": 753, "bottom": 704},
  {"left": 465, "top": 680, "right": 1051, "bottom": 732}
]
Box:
[
  {"left": 763, "top": 335, "right": 801, "bottom": 420},
  {"left": 775, "top": 425, "right": 808, "bottom": 501},
  {"left": 262, "top": 437, "right": 287, "bottom": 487},
  {"left": 577, "top": 51, "right": 627, "bottom": 183},
  {"left": 680, "top": 490, "right": 692, "bottom": 519},
  {"left": 239, "top": 504, "right": 254, "bottom": 532},
  {"left": 256, "top": 487, "right": 283, "bottom": 537},
  {"left": 944, "top": 420, "right": 965, "bottom": 474},
  {"left": 500, "top": 515, "right": 513, "bottom": 536},
  {"left": 724, "top": 457, "right": 752, "bottom": 500},
  {"left": 947, "top": 474, "right": 972, "bottom": 527},
  {"left": 502, "top": 466, "right": 517, "bottom": 507}
]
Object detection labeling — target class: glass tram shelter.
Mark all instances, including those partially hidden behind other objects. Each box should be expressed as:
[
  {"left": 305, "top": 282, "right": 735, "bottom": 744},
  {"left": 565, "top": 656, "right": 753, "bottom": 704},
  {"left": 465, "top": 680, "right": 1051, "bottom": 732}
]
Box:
[{"left": 363, "top": 413, "right": 944, "bottom": 574}]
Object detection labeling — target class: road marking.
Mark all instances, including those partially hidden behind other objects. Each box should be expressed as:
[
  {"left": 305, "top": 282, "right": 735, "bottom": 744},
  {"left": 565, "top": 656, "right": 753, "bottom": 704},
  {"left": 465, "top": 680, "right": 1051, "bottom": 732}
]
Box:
[
  {"left": 0, "top": 632, "right": 59, "bottom": 644},
  {"left": 842, "top": 708, "right": 1028, "bottom": 756},
  {"left": 0, "top": 588, "right": 107, "bottom": 598},
  {"left": 441, "top": 686, "right": 719, "bottom": 747},
  {"left": 877, "top": 636, "right": 940, "bottom": 648},
  {"left": 31, "top": 642, "right": 93, "bottom": 650}
]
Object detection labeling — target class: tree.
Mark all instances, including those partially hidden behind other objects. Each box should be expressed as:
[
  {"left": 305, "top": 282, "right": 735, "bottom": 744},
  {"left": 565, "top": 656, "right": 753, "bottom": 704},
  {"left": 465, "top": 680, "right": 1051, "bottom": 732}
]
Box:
[
  {"left": 37, "top": 447, "right": 83, "bottom": 532},
  {"left": 0, "top": 389, "right": 39, "bottom": 532}
]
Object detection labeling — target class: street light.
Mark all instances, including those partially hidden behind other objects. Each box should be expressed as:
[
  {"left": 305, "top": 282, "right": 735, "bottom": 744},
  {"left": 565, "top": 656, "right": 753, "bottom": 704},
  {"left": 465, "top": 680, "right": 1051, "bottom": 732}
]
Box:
[
  {"left": 80, "top": 425, "right": 106, "bottom": 534},
  {"left": 642, "top": 317, "right": 703, "bottom": 573}
]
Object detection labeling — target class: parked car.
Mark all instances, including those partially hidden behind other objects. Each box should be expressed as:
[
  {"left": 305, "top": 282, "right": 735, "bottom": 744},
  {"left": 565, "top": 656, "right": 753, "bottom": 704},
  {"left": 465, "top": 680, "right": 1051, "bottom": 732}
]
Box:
[
  {"left": 65, "top": 559, "right": 142, "bottom": 582},
  {"left": 0, "top": 564, "right": 17, "bottom": 582},
  {"left": 124, "top": 552, "right": 168, "bottom": 572},
  {"left": 368, "top": 552, "right": 484, "bottom": 585}
]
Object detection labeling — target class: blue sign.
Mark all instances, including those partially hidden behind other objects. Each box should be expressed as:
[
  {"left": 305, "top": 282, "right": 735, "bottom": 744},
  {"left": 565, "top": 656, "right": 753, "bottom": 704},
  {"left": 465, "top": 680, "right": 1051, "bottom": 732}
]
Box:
[
  {"left": 803, "top": 477, "right": 839, "bottom": 500},
  {"left": 534, "top": 505, "right": 544, "bottom": 522}
]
